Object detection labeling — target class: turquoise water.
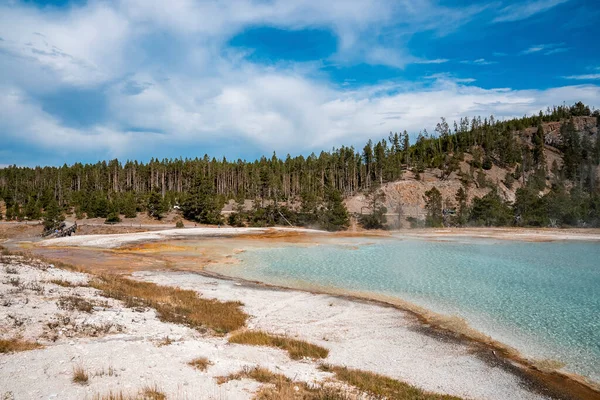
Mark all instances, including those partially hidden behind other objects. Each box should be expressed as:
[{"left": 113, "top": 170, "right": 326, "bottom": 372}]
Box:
[{"left": 212, "top": 237, "right": 600, "bottom": 382}]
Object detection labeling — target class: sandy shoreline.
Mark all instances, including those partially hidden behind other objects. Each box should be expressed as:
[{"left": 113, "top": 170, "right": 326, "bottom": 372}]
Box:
[
  {"left": 37, "top": 227, "right": 330, "bottom": 249},
  {"left": 37, "top": 226, "right": 600, "bottom": 251},
  {"left": 4, "top": 227, "right": 600, "bottom": 399}
]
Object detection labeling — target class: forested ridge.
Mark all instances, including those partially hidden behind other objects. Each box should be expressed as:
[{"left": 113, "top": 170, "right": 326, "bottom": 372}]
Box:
[{"left": 1, "top": 102, "right": 600, "bottom": 230}]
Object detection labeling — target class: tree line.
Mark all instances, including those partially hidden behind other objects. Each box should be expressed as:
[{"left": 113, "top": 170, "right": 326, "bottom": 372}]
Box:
[{"left": 1, "top": 102, "right": 599, "bottom": 230}]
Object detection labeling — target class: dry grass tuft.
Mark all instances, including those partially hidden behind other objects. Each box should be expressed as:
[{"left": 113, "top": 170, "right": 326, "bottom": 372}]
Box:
[
  {"left": 92, "top": 385, "right": 166, "bottom": 400},
  {"left": 92, "top": 393, "right": 131, "bottom": 400},
  {"left": 256, "top": 384, "right": 349, "bottom": 400},
  {"left": 140, "top": 385, "right": 166, "bottom": 400},
  {"left": 319, "top": 364, "right": 463, "bottom": 400},
  {"left": 217, "top": 366, "right": 279, "bottom": 385},
  {"left": 0, "top": 338, "right": 43, "bottom": 353},
  {"left": 58, "top": 295, "right": 94, "bottom": 313},
  {"left": 26, "top": 281, "right": 44, "bottom": 294},
  {"left": 217, "top": 366, "right": 349, "bottom": 399},
  {"left": 90, "top": 274, "right": 247, "bottom": 334},
  {"left": 49, "top": 279, "right": 75, "bottom": 287},
  {"left": 156, "top": 336, "right": 174, "bottom": 347},
  {"left": 188, "top": 357, "right": 211, "bottom": 372},
  {"left": 94, "top": 365, "right": 117, "bottom": 377},
  {"left": 72, "top": 365, "right": 89, "bottom": 385},
  {"left": 228, "top": 330, "right": 329, "bottom": 360}
]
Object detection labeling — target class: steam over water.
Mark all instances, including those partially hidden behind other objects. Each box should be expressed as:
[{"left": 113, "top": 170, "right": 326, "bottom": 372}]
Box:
[{"left": 211, "top": 237, "right": 600, "bottom": 382}]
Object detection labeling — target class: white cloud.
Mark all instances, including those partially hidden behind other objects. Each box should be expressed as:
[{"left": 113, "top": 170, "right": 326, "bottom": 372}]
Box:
[
  {"left": 521, "top": 43, "right": 565, "bottom": 55},
  {"left": 0, "top": 86, "right": 146, "bottom": 158},
  {"left": 563, "top": 74, "right": 600, "bottom": 80},
  {"left": 544, "top": 48, "right": 568, "bottom": 55},
  {"left": 460, "top": 58, "right": 498, "bottom": 65},
  {"left": 414, "top": 58, "right": 449, "bottom": 65},
  {"left": 493, "top": 0, "right": 569, "bottom": 23},
  {"left": 0, "top": 3, "right": 130, "bottom": 88},
  {"left": 359, "top": 48, "right": 447, "bottom": 69},
  {"left": 523, "top": 46, "right": 545, "bottom": 54},
  {"left": 0, "top": 0, "right": 485, "bottom": 81},
  {"left": 424, "top": 73, "right": 476, "bottom": 83},
  {"left": 115, "top": 0, "right": 463, "bottom": 70},
  {"left": 3, "top": 73, "right": 599, "bottom": 161}
]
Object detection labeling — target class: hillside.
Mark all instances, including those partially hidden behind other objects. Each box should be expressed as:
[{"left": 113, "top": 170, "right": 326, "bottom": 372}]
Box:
[{"left": 345, "top": 116, "right": 599, "bottom": 228}]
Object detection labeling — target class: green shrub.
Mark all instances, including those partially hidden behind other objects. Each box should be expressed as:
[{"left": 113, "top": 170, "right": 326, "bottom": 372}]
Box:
[{"left": 104, "top": 212, "right": 121, "bottom": 224}]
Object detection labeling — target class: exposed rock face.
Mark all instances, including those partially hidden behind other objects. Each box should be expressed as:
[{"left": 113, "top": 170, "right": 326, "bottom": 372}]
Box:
[
  {"left": 537, "top": 116, "right": 598, "bottom": 148},
  {"left": 345, "top": 165, "right": 511, "bottom": 226}
]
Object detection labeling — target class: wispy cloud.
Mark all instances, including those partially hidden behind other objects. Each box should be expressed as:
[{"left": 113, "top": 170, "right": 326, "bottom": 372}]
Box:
[
  {"left": 424, "top": 73, "right": 476, "bottom": 83},
  {"left": 460, "top": 58, "right": 498, "bottom": 66},
  {"left": 414, "top": 58, "right": 449, "bottom": 65},
  {"left": 493, "top": 0, "right": 569, "bottom": 23},
  {"left": 522, "top": 45, "right": 546, "bottom": 54},
  {"left": 544, "top": 47, "right": 568, "bottom": 55},
  {"left": 521, "top": 43, "right": 565, "bottom": 55},
  {"left": 563, "top": 74, "right": 600, "bottom": 80}
]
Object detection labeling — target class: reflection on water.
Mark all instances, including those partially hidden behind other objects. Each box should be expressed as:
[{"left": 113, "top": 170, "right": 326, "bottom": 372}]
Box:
[{"left": 210, "top": 237, "right": 600, "bottom": 383}]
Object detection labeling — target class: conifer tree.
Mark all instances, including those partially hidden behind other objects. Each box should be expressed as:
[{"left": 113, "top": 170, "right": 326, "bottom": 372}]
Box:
[
  {"left": 424, "top": 187, "right": 443, "bottom": 227},
  {"left": 319, "top": 187, "right": 349, "bottom": 231},
  {"left": 455, "top": 186, "right": 468, "bottom": 226},
  {"left": 122, "top": 193, "right": 137, "bottom": 218},
  {"left": 181, "top": 177, "right": 223, "bottom": 224},
  {"left": 24, "top": 198, "right": 42, "bottom": 220},
  {"left": 147, "top": 190, "right": 167, "bottom": 220},
  {"left": 469, "top": 191, "right": 512, "bottom": 226},
  {"left": 359, "top": 190, "right": 387, "bottom": 229},
  {"left": 43, "top": 198, "right": 64, "bottom": 230},
  {"left": 593, "top": 134, "right": 600, "bottom": 165},
  {"left": 5, "top": 204, "right": 15, "bottom": 221},
  {"left": 560, "top": 120, "right": 581, "bottom": 180},
  {"left": 532, "top": 123, "right": 546, "bottom": 169}
]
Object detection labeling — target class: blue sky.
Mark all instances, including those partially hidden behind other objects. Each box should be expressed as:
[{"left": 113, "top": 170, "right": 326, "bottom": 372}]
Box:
[{"left": 1, "top": 0, "right": 599, "bottom": 167}]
